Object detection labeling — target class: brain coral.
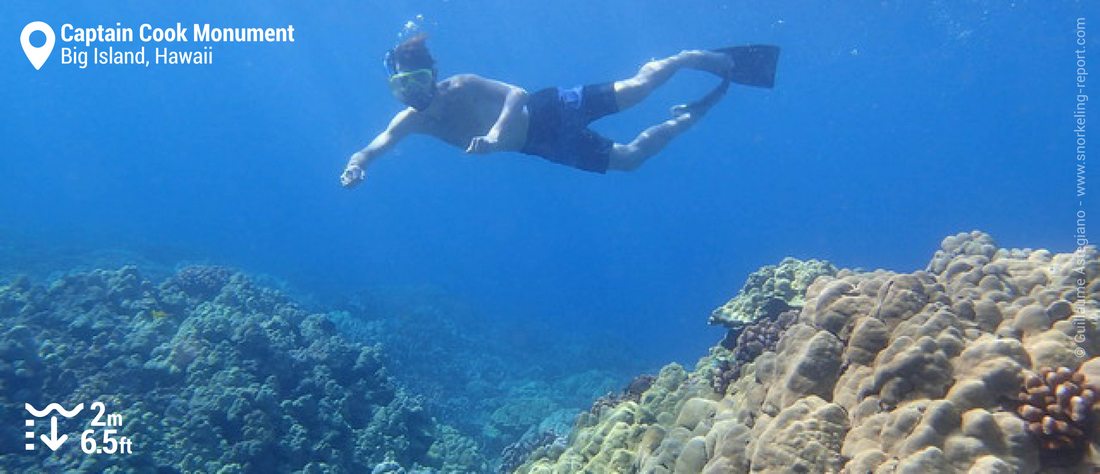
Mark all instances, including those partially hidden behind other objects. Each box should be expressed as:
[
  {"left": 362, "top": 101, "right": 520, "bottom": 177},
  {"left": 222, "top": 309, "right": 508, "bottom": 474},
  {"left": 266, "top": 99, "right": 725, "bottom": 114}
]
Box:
[{"left": 518, "top": 231, "right": 1100, "bottom": 473}]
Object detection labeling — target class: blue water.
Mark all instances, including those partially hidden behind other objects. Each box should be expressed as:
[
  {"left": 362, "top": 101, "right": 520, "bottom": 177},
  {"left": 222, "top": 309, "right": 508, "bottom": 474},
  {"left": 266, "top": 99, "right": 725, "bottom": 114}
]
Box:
[{"left": 1, "top": 0, "right": 1083, "bottom": 370}]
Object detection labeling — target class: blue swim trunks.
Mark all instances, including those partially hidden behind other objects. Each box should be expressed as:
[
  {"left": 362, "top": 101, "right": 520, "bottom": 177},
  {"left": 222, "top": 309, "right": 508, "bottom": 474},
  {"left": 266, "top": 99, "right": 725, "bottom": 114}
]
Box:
[{"left": 520, "top": 82, "right": 619, "bottom": 173}]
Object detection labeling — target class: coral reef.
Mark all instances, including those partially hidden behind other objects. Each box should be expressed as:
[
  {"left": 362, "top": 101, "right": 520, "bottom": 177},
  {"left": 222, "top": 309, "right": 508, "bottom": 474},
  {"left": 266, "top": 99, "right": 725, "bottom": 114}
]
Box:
[
  {"left": 518, "top": 231, "right": 1100, "bottom": 473},
  {"left": 709, "top": 257, "right": 837, "bottom": 329},
  {"left": 0, "top": 266, "right": 480, "bottom": 473},
  {"left": 7, "top": 231, "right": 1098, "bottom": 473}
]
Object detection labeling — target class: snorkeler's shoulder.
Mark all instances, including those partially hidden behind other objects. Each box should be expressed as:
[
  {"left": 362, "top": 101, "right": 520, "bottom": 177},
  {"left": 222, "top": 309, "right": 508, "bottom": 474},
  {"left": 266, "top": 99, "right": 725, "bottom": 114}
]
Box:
[{"left": 438, "top": 74, "right": 481, "bottom": 90}]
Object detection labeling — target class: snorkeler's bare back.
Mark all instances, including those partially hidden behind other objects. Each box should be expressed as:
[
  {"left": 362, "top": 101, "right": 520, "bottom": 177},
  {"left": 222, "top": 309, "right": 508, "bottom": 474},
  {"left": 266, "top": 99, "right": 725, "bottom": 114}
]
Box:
[{"left": 412, "top": 74, "right": 529, "bottom": 152}]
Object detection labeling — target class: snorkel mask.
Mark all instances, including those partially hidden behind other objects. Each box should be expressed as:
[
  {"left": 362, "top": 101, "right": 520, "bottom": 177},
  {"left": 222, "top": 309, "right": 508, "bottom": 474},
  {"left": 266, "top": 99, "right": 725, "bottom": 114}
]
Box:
[{"left": 384, "top": 50, "right": 436, "bottom": 111}]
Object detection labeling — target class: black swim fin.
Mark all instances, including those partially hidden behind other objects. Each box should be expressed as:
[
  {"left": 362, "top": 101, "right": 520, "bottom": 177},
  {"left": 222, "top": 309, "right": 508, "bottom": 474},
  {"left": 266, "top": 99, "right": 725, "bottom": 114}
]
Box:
[{"left": 715, "top": 45, "right": 780, "bottom": 88}]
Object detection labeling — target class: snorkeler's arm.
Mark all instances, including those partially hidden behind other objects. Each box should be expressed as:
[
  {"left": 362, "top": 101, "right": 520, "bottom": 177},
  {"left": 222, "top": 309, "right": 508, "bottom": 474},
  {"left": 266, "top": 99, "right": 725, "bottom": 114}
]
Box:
[
  {"left": 466, "top": 76, "right": 528, "bottom": 154},
  {"left": 341, "top": 109, "right": 420, "bottom": 187}
]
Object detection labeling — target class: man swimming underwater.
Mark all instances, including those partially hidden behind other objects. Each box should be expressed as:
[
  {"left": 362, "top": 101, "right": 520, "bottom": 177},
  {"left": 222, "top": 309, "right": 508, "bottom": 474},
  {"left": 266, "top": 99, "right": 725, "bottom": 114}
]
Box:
[{"left": 340, "top": 34, "right": 777, "bottom": 186}]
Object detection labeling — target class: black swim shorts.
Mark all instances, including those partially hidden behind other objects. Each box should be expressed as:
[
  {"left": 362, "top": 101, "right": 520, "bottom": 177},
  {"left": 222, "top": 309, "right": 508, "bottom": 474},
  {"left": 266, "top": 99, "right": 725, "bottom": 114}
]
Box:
[{"left": 520, "top": 82, "right": 619, "bottom": 173}]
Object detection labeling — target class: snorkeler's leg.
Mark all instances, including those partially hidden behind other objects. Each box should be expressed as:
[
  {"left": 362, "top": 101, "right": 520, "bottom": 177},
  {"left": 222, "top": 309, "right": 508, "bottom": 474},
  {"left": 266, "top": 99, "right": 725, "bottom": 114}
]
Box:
[
  {"left": 671, "top": 77, "right": 730, "bottom": 118},
  {"left": 607, "top": 113, "right": 700, "bottom": 172},
  {"left": 607, "top": 81, "right": 728, "bottom": 172},
  {"left": 612, "top": 50, "right": 733, "bottom": 111}
]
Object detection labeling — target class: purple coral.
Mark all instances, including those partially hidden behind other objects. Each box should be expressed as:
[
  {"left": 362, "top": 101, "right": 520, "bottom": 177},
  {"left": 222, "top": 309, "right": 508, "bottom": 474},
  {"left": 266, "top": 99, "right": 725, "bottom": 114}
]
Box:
[
  {"left": 1017, "top": 366, "right": 1098, "bottom": 465},
  {"left": 624, "top": 374, "right": 656, "bottom": 400},
  {"left": 735, "top": 310, "right": 796, "bottom": 362},
  {"left": 712, "top": 310, "right": 798, "bottom": 393}
]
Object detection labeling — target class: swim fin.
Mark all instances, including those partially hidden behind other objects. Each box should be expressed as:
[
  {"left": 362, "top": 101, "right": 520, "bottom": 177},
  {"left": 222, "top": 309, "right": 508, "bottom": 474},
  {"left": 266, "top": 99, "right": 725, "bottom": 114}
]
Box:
[{"left": 715, "top": 45, "right": 780, "bottom": 88}]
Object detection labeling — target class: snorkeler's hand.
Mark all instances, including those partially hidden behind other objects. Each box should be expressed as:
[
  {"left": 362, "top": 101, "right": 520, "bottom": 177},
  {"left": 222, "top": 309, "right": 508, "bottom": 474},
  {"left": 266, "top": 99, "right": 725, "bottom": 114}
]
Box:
[
  {"left": 340, "top": 162, "right": 365, "bottom": 188},
  {"left": 465, "top": 135, "right": 500, "bottom": 154}
]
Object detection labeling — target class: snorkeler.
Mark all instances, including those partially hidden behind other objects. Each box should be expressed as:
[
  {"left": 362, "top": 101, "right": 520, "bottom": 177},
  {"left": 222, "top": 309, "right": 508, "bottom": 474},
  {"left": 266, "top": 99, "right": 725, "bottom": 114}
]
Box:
[{"left": 340, "top": 35, "right": 778, "bottom": 187}]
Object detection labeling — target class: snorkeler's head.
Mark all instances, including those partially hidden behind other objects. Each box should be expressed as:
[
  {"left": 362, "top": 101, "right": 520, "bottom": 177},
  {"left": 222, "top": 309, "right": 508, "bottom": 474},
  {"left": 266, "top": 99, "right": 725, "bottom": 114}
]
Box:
[{"left": 384, "top": 34, "right": 437, "bottom": 111}]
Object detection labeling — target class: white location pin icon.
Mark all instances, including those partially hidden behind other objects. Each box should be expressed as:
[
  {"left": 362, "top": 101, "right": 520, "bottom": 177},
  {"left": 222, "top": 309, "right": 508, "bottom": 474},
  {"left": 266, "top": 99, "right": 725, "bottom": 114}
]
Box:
[{"left": 20, "top": 21, "right": 55, "bottom": 70}]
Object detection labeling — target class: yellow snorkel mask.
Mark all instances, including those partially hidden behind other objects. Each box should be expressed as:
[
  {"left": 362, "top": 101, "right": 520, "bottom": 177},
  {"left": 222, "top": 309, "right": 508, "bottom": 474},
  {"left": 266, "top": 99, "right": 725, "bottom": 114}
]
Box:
[{"left": 384, "top": 50, "right": 436, "bottom": 111}]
